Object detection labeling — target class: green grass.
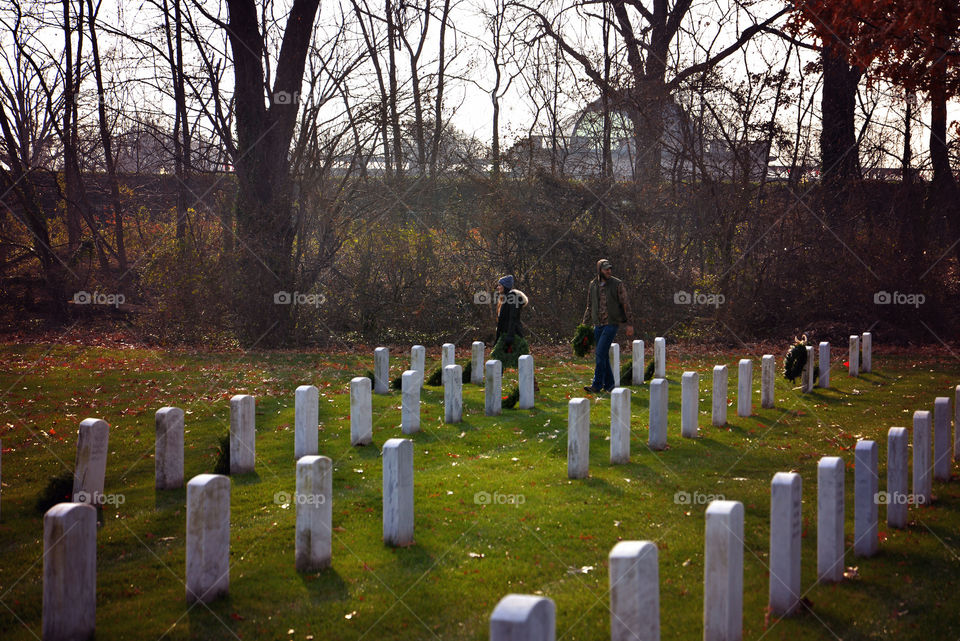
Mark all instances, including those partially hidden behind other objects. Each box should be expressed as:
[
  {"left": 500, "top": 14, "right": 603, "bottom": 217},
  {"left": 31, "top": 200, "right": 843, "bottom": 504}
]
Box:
[{"left": 1, "top": 343, "right": 960, "bottom": 640}]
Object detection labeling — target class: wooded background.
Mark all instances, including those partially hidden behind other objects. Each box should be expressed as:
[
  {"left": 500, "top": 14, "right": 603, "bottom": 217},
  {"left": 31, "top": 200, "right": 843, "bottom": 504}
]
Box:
[{"left": 1, "top": 0, "right": 958, "bottom": 347}]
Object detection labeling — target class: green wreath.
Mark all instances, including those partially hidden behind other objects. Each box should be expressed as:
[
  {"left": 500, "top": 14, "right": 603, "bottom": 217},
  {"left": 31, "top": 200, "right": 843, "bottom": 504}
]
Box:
[
  {"left": 490, "top": 335, "right": 530, "bottom": 369},
  {"left": 572, "top": 324, "right": 595, "bottom": 357}
]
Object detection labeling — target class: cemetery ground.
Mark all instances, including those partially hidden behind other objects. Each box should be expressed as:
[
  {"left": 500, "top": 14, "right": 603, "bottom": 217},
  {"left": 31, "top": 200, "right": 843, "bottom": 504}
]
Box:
[{"left": 2, "top": 342, "right": 960, "bottom": 640}]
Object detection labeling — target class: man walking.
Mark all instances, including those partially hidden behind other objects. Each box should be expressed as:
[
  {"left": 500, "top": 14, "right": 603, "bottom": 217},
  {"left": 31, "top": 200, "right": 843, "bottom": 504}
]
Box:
[{"left": 582, "top": 259, "right": 634, "bottom": 393}]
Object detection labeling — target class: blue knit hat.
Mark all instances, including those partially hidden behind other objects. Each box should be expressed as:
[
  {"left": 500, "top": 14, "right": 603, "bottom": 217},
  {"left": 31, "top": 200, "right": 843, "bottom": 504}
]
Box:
[{"left": 497, "top": 275, "right": 514, "bottom": 291}]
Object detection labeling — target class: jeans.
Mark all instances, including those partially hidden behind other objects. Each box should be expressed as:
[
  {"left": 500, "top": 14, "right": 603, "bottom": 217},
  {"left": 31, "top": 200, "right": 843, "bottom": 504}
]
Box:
[{"left": 592, "top": 324, "right": 619, "bottom": 391}]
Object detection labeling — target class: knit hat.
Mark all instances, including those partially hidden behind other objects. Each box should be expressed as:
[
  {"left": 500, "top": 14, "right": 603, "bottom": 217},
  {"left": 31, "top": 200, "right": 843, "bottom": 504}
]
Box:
[{"left": 497, "top": 275, "right": 514, "bottom": 291}]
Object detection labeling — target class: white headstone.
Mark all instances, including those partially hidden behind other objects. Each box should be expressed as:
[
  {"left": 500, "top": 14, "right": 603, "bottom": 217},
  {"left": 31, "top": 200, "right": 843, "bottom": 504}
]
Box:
[
  {"left": 649, "top": 379, "right": 668, "bottom": 451},
  {"left": 73, "top": 418, "right": 109, "bottom": 503},
  {"left": 410, "top": 345, "right": 426, "bottom": 387},
  {"left": 609, "top": 541, "right": 659, "bottom": 641},
  {"left": 769, "top": 472, "right": 801, "bottom": 617},
  {"left": 854, "top": 440, "right": 879, "bottom": 557},
  {"left": 817, "top": 456, "right": 844, "bottom": 582},
  {"left": 848, "top": 335, "right": 859, "bottom": 376},
  {"left": 295, "top": 455, "right": 332, "bottom": 571},
  {"left": 955, "top": 385, "right": 960, "bottom": 461},
  {"left": 155, "top": 407, "right": 184, "bottom": 490},
  {"left": 229, "top": 395, "right": 255, "bottom": 474},
  {"left": 632, "top": 340, "right": 645, "bottom": 386},
  {"left": 443, "top": 365, "right": 463, "bottom": 423},
  {"left": 518, "top": 355, "right": 535, "bottom": 409},
  {"left": 704, "top": 500, "right": 743, "bottom": 641},
  {"left": 567, "top": 398, "right": 590, "bottom": 479},
  {"left": 712, "top": 366, "right": 728, "bottom": 426},
  {"left": 442, "top": 343, "right": 456, "bottom": 369},
  {"left": 681, "top": 371, "right": 699, "bottom": 438},
  {"left": 186, "top": 474, "right": 230, "bottom": 603},
  {"left": 490, "top": 594, "right": 556, "bottom": 641},
  {"left": 43, "top": 502, "right": 96, "bottom": 641},
  {"left": 654, "top": 337, "right": 666, "bottom": 378},
  {"left": 610, "top": 388, "right": 631, "bottom": 464},
  {"left": 472, "top": 341, "right": 485, "bottom": 385},
  {"left": 887, "top": 427, "right": 909, "bottom": 528},
  {"left": 913, "top": 410, "right": 932, "bottom": 503},
  {"left": 294, "top": 385, "right": 319, "bottom": 460},
  {"left": 485, "top": 360, "right": 502, "bottom": 416},
  {"left": 761, "top": 355, "right": 775, "bottom": 408},
  {"left": 401, "top": 370, "right": 420, "bottom": 434},
  {"left": 737, "top": 359, "right": 752, "bottom": 417},
  {"left": 818, "top": 342, "right": 830, "bottom": 388},
  {"left": 374, "top": 347, "right": 389, "bottom": 394},
  {"left": 350, "top": 377, "right": 372, "bottom": 446},
  {"left": 801, "top": 346, "right": 815, "bottom": 393},
  {"left": 610, "top": 343, "right": 621, "bottom": 388},
  {"left": 933, "top": 397, "right": 951, "bottom": 482},
  {"left": 383, "top": 438, "right": 414, "bottom": 546},
  {"left": 861, "top": 332, "right": 872, "bottom": 373}
]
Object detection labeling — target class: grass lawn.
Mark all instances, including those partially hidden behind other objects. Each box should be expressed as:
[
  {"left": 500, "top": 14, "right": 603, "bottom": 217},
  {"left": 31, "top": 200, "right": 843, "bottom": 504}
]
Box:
[{"left": 1, "top": 341, "right": 959, "bottom": 640}]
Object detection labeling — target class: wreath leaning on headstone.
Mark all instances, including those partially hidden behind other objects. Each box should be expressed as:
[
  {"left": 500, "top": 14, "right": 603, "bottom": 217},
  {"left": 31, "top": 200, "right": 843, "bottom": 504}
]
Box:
[{"left": 783, "top": 335, "right": 809, "bottom": 382}]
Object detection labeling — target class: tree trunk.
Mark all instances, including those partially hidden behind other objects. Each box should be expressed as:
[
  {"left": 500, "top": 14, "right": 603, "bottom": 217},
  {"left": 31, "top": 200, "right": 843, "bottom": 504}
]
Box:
[
  {"left": 86, "top": 0, "right": 128, "bottom": 277},
  {"left": 820, "top": 42, "right": 861, "bottom": 189},
  {"left": 226, "top": 0, "right": 321, "bottom": 344}
]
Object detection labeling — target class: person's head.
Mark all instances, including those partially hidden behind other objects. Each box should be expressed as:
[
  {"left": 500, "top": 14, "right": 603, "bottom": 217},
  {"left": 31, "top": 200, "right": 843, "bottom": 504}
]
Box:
[
  {"left": 497, "top": 274, "right": 514, "bottom": 292},
  {"left": 596, "top": 259, "right": 613, "bottom": 281}
]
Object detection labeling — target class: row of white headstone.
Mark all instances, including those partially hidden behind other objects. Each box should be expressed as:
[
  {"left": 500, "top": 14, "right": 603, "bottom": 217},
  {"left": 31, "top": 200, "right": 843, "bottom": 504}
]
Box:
[
  {"left": 605, "top": 332, "right": 872, "bottom": 390},
  {"left": 41, "top": 433, "right": 421, "bottom": 639},
  {"left": 492, "top": 398, "right": 951, "bottom": 641},
  {"left": 353, "top": 344, "right": 536, "bottom": 445}
]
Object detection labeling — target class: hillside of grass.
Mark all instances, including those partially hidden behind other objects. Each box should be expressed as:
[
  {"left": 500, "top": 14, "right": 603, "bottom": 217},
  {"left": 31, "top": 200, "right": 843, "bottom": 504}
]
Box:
[{"left": 1, "top": 343, "right": 959, "bottom": 640}]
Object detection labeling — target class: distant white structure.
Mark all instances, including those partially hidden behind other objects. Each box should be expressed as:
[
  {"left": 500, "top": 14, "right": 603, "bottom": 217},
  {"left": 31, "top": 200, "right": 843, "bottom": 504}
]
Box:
[{"left": 519, "top": 98, "right": 771, "bottom": 182}]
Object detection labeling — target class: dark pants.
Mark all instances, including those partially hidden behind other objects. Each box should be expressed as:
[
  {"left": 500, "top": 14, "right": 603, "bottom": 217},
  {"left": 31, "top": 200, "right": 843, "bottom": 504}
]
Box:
[{"left": 592, "top": 324, "right": 619, "bottom": 391}]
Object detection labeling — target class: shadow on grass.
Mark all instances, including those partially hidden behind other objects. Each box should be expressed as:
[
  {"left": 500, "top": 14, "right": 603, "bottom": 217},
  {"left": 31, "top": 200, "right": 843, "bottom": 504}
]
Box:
[
  {"left": 299, "top": 567, "right": 350, "bottom": 604},
  {"left": 155, "top": 487, "right": 186, "bottom": 510}
]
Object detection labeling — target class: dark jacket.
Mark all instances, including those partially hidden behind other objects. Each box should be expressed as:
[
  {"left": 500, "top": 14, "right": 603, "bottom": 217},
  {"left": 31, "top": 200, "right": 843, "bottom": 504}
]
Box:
[
  {"left": 495, "top": 289, "right": 528, "bottom": 343},
  {"left": 584, "top": 276, "right": 629, "bottom": 326}
]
